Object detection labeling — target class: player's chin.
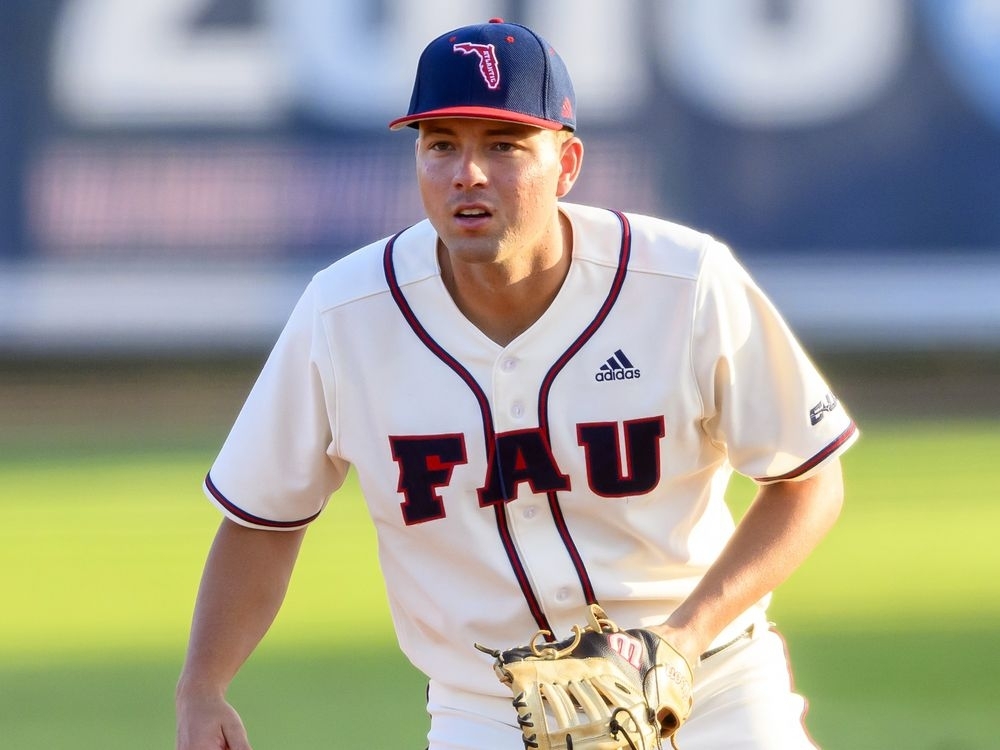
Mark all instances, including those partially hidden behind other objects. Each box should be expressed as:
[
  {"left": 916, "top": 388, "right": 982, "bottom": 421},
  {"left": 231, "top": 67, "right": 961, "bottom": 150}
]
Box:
[{"left": 441, "top": 235, "right": 503, "bottom": 263}]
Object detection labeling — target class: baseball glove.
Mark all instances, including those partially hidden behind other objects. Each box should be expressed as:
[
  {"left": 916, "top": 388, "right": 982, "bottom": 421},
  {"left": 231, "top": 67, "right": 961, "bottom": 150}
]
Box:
[{"left": 475, "top": 604, "right": 693, "bottom": 750}]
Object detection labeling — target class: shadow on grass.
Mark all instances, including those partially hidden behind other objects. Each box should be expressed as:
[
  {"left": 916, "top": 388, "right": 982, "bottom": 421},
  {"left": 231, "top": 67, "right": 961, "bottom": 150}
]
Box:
[
  {"left": 3, "top": 625, "right": 997, "bottom": 750},
  {"left": 0, "top": 646, "right": 428, "bottom": 750},
  {"left": 786, "top": 626, "right": 999, "bottom": 750}
]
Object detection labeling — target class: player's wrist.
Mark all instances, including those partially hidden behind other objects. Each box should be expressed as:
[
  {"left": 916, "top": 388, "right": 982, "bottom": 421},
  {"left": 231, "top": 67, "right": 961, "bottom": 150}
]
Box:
[
  {"left": 647, "top": 623, "right": 704, "bottom": 668},
  {"left": 175, "top": 671, "right": 230, "bottom": 706}
]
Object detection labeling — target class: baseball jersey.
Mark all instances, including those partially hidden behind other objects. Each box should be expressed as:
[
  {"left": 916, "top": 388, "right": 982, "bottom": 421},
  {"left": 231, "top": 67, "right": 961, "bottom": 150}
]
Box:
[{"left": 204, "top": 202, "right": 857, "bottom": 699}]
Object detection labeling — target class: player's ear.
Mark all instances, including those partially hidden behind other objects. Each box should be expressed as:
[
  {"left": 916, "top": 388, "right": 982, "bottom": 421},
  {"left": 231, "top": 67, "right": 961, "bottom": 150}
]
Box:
[{"left": 555, "top": 133, "right": 583, "bottom": 198}]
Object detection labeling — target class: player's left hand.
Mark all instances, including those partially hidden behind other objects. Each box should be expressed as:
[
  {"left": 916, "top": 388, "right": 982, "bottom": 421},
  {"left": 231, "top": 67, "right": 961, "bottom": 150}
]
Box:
[
  {"left": 476, "top": 604, "right": 693, "bottom": 750},
  {"left": 176, "top": 688, "right": 252, "bottom": 750}
]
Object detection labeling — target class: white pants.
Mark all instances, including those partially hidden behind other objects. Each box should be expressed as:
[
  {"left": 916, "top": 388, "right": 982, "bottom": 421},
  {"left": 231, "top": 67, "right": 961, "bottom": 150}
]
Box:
[{"left": 426, "top": 625, "right": 819, "bottom": 749}]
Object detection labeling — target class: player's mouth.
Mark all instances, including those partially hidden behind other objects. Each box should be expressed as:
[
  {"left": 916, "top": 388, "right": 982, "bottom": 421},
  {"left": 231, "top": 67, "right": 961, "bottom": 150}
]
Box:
[{"left": 453, "top": 204, "right": 493, "bottom": 225}]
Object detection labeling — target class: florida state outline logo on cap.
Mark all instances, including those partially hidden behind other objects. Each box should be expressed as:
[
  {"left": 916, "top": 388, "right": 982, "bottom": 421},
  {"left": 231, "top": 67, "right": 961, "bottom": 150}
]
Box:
[{"left": 453, "top": 42, "right": 501, "bottom": 90}]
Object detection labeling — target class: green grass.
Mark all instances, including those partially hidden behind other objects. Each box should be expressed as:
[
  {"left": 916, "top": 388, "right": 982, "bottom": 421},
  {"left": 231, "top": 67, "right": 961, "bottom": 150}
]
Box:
[{"left": 1, "top": 420, "right": 998, "bottom": 749}]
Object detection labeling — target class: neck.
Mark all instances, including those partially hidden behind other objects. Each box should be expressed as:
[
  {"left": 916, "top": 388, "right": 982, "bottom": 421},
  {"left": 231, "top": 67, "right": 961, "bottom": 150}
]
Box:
[{"left": 438, "top": 212, "right": 572, "bottom": 346}]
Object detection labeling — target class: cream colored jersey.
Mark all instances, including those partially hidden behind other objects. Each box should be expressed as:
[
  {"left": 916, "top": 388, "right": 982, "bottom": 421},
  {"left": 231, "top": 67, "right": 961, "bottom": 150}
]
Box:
[{"left": 205, "top": 202, "right": 857, "bottom": 699}]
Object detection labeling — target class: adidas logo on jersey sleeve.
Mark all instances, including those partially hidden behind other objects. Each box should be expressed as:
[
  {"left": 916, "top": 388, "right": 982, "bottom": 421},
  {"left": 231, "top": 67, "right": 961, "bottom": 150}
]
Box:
[{"left": 595, "top": 349, "right": 641, "bottom": 382}]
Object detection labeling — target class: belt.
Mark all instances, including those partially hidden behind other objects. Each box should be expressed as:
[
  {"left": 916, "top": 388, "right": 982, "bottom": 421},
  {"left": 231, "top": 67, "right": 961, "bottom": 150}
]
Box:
[{"left": 698, "top": 622, "right": 756, "bottom": 662}]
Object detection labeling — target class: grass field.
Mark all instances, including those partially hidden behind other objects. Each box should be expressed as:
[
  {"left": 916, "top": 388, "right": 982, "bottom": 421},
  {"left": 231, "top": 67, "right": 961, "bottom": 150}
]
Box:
[{"left": 1, "top": 358, "right": 999, "bottom": 749}]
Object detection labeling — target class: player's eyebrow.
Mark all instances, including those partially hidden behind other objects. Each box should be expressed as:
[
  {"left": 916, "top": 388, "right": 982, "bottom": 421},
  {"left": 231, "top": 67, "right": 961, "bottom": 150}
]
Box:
[
  {"left": 420, "top": 123, "right": 538, "bottom": 139},
  {"left": 419, "top": 124, "right": 456, "bottom": 137},
  {"left": 483, "top": 124, "right": 536, "bottom": 137}
]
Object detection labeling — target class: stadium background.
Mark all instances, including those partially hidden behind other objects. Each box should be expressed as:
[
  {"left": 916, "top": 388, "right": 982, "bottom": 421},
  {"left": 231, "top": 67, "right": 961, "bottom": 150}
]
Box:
[
  {"left": 3, "top": 0, "right": 1000, "bottom": 353},
  {"left": 2, "top": 2, "right": 999, "bottom": 748}
]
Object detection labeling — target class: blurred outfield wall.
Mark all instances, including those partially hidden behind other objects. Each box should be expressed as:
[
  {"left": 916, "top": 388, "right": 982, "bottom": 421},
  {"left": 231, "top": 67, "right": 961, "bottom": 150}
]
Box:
[{"left": 1, "top": 0, "right": 999, "bottom": 354}]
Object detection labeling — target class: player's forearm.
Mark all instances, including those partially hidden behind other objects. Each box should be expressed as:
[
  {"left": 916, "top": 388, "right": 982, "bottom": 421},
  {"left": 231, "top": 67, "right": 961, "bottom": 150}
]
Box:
[
  {"left": 177, "top": 519, "right": 306, "bottom": 698},
  {"left": 654, "top": 459, "right": 844, "bottom": 664}
]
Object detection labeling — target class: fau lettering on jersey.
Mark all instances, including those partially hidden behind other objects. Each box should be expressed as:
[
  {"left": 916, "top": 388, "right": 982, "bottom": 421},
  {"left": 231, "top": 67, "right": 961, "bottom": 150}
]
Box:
[{"left": 388, "top": 416, "right": 665, "bottom": 525}]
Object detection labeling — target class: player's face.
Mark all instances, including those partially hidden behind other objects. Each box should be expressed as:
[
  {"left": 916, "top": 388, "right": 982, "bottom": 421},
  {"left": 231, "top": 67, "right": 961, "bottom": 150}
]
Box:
[{"left": 415, "top": 119, "right": 582, "bottom": 267}]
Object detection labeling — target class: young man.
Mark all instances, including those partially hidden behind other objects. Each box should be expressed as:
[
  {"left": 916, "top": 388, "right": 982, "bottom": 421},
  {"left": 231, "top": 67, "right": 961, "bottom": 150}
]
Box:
[{"left": 176, "top": 18, "right": 857, "bottom": 750}]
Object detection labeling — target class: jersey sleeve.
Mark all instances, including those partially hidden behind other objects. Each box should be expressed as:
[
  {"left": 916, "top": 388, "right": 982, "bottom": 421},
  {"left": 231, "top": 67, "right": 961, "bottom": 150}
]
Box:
[
  {"left": 692, "top": 241, "right": 858, "bottom": 482},
  {"left": 204, "top": 281, "right": 350, "bottom": 529}
]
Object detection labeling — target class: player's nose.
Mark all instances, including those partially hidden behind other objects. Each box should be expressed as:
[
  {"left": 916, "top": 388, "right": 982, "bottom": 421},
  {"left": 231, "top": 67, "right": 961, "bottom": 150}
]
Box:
[{"left": 452, "top": 152, "right": 488, "bottom": 189}]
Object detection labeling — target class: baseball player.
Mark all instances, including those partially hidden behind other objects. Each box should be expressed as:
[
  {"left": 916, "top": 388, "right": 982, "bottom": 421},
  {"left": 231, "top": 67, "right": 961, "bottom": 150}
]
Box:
[{"left": 176, "top": 18, "right": 858, "bottom": 750}]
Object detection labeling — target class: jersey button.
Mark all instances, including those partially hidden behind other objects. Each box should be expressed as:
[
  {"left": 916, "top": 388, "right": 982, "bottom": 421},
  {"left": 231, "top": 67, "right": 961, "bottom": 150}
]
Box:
[
  {"left": 555, "top": 587, "right": 571, "bottom": 602},
  {"left": 522, "top": 506, "right": 537, "bottom": 519},
  {"left": 510, "top": 402, "right": 525, "bottom": 418},
  {"left": 501, "top": 357, "right": 518, "bottom": 372}
]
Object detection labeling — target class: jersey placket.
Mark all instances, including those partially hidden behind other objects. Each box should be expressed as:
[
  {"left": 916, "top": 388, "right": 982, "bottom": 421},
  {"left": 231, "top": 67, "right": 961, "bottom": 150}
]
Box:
[{"left": 490, "top": 349, "right": 588, "bottom": 626}]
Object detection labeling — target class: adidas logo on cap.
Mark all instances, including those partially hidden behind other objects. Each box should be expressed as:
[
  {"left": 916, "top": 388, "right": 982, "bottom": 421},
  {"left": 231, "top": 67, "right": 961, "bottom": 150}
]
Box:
[{"left": 595, "top": 349, "right": 640, "bottom": 382}]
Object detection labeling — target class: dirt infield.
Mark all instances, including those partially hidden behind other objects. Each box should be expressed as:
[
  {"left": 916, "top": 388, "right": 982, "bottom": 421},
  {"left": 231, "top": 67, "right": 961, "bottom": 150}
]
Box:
[
  {"left": 0, "top": 356, "right": 264, "bottom": 449},
  {"left": 813, "top": 349, "right": 1000, "bottom": 421},
  {"left": 1, "top": 350, "right": 998, "bottom": 451}
]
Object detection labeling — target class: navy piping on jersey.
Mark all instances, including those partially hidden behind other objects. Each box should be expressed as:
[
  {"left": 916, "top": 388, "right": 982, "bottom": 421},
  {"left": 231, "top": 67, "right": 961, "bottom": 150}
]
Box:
[
  {"left": 536, "top": 210, "right": 632, "bottom": 608},
  {"left": 755, "top": 421, "right": 858, "bottom": 483},
  {"left": 382, "top": 229, "right": 551, "bottom": 635},
  {"left": 382, "top": 211, "right": 632, "bottom": 636},
  {"left": 204, "top": 472, "right": 322, "bottom": 529}
]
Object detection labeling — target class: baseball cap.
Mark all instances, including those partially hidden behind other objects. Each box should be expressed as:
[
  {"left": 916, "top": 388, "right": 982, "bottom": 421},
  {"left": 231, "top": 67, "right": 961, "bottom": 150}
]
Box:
[{"left": 389, "top": 18, "right": 576, "bottom": 132}]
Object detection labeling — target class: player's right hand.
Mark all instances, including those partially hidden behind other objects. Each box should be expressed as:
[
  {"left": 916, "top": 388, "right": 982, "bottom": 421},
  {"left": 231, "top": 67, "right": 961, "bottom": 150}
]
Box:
[{"left": 176, "top": 690, "right": 252, "bottom": 750}]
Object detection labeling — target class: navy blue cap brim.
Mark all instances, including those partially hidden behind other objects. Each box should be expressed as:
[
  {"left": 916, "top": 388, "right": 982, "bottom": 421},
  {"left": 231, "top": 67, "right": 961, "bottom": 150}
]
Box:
[{"left": 389, "top": 106, "right": 570, "bottom": 131}]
